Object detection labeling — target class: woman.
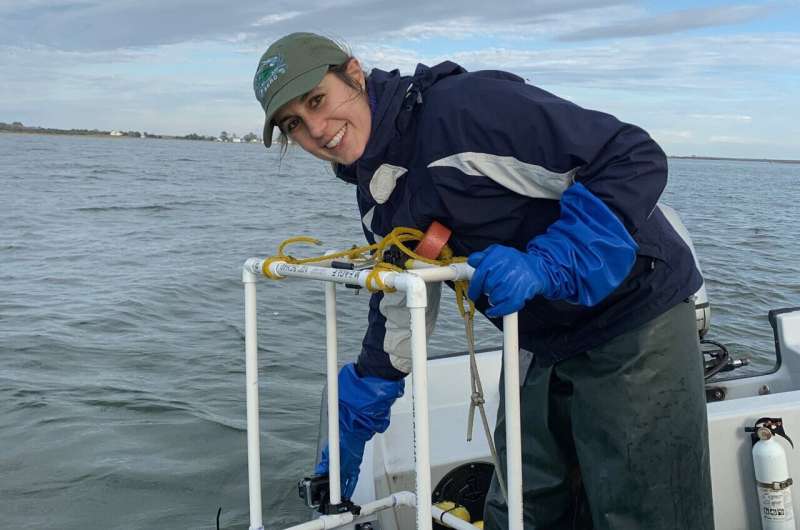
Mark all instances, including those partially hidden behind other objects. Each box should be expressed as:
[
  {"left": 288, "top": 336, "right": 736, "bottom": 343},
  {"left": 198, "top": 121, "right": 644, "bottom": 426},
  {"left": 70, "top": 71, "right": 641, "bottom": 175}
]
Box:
[{"left": 253, "top": 32, "right": 714, "bottom": 529}]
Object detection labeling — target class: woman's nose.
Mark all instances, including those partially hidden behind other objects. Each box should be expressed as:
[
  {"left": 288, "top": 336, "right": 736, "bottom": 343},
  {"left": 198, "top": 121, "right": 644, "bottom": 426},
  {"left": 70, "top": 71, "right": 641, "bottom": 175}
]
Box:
[{"left": 305, "top": 114, "right": 326, "bottom": 139}]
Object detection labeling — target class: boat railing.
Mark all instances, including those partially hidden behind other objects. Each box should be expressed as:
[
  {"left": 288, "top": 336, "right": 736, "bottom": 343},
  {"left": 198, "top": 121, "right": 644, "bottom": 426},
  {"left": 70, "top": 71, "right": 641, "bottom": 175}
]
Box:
[{"left": 242, "top": 257, "right": 525, "bottom": 530}]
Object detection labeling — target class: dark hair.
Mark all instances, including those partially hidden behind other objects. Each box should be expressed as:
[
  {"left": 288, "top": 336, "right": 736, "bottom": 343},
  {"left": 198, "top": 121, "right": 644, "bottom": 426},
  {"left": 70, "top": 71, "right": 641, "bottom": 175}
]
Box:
[{"left": 275, "top": 56, "right": 367, "bottom": 157}]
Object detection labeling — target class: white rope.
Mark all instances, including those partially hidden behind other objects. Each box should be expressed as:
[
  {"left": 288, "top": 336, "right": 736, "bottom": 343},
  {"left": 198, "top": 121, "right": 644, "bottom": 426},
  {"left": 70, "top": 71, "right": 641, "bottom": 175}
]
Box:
[{"left": 464, "top": 311, "right": 508, "bottom": 502}]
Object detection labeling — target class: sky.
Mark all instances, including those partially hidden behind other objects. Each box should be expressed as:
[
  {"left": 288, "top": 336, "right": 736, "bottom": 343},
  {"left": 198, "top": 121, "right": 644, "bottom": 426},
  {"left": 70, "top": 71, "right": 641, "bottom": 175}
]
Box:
[{"left": 1, "top": 0, "right": 798, "bottom": 159}]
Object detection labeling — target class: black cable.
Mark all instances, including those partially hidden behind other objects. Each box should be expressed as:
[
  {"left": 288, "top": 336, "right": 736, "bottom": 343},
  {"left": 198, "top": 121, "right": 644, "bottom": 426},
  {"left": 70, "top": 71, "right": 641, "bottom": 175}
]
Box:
[{"left": 702, "top": 339, "right": 730, "bottom": 379}]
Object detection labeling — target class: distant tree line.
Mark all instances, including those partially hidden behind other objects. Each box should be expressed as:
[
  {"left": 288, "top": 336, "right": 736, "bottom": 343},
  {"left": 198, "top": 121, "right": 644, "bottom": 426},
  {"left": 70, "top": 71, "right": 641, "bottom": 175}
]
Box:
[
  {"left": 181, "top": 133, "right": 216, "bottom": 141},
  {"left": 218, "top": 131, "right": 259, "bottom": 143},
  {"left": 0, "top": 121, "right": 111, "bottom": 136},
  {"left": 1, "top": 121, "right": 259, "bottom": 143}
]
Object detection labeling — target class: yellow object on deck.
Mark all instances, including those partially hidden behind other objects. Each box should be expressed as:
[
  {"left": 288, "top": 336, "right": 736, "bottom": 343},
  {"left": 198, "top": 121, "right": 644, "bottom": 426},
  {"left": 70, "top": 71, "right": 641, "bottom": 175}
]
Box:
[{"left": 433, "top": 500, "right": 471, "bottom": 523}]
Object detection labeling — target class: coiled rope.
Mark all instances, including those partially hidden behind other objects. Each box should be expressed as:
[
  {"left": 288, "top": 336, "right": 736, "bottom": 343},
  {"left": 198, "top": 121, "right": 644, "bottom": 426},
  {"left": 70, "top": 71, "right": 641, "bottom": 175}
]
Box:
[
  {"left": 262, "top": 226, "right": 474, "bottom": 318},
  {"left": 262, "top": 227, "right": 508, "bottom": 500}
]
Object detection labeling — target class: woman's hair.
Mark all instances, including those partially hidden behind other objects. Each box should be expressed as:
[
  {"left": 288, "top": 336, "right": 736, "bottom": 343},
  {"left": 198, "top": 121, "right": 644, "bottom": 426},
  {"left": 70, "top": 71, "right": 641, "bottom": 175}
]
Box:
[{"left": 275, "top": 46, "right": 368, "bottom": 157}]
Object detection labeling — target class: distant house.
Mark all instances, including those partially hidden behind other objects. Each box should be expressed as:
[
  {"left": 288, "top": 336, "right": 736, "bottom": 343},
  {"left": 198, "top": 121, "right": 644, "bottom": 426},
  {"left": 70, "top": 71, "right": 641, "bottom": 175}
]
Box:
[{"left": 110, "top": 130, "right": 123, "bottom": 136}]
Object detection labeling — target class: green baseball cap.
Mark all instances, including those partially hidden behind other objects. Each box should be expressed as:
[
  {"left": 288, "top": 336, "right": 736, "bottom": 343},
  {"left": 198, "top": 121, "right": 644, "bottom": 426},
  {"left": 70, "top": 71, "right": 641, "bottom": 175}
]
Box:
[{"left": 253, "top": 32, "right": 349, "bottom": 147}]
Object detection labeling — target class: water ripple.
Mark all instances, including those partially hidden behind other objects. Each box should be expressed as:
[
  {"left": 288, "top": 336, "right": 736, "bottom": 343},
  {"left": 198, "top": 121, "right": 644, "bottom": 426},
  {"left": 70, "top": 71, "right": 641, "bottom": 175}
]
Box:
[{"left": 2, "top": 134, "right": 798, "bottom": 529}]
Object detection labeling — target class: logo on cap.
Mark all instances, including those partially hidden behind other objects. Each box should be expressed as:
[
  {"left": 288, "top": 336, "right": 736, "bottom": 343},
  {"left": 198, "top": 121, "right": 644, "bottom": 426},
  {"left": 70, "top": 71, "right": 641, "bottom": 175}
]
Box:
[{"left": 254, "top": 55, "right": 288, "bottom": 104}]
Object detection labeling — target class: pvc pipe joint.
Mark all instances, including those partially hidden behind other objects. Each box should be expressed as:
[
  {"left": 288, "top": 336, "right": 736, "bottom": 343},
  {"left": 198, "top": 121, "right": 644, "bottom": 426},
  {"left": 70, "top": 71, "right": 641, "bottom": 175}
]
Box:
[{"left": 393, "top": 273, "right": 428, "bottom": 308}]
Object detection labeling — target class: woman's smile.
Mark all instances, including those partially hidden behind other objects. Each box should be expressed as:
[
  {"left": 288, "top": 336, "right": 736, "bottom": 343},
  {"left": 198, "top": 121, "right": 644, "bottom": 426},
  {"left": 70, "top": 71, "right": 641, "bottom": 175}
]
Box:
[
  {"left": 325, "top": 123, "right": 347, "bottom": 149},
  {"left": 272, "top": 60, "right": 371, "bottom": 166}
]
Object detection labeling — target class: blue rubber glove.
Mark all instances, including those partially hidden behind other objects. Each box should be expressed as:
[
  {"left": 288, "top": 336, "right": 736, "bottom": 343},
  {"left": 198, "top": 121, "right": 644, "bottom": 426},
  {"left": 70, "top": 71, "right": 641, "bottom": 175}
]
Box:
[
  {"left": 467, "top": 182, "right": 638, "bottom": 317},
  {"left": 315, "top": 363, "right": 404, "bottom": 499},
  {"left": 468, "top": 245, "right": 546, "bottom": 317}
]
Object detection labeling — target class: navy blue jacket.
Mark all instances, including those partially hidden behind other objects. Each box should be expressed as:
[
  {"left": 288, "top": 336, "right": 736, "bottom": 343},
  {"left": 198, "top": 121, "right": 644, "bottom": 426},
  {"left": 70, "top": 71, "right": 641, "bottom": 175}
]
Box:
[{"left": 336, "top": 62, "right": 702, "bottom": 379}]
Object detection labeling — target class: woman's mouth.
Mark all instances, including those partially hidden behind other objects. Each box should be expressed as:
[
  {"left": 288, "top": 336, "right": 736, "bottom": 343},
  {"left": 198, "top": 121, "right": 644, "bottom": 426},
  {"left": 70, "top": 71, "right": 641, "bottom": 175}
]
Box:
[{"left": 325, "top": 124, "right": 347, "bottom": 149}]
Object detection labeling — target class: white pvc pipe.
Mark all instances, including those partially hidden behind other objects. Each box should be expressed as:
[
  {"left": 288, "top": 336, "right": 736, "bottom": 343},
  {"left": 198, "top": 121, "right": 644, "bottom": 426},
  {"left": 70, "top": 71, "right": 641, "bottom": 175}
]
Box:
[
  {"left": 502, "top": 312, "right": 523, "bottom": 530},
  {"left": 262, "top": 260, "right": 474, "bottom": 288},
  {"left": 409, "top": 305, "right": 434, "bottom": 530},
  {"left": 267, "top": 261, "right": 368, "bottom": 285},
  {"left": 245, "top": 258, "right": 525, "bottom": 530},
  {"left": 243, "top": 268, "right": 264, "bottom": 530},
  {"left": 407, "top": 261, "right": 474, "bottom": 282},
  {"left": 284, "top": 491, "right": 413, "bottom": 530},
  {"left": 324, "top": 282, "right": 341, "bottom": 505},
  {"left": 284, "top": 491, "right": 481, "bottom": 530}
]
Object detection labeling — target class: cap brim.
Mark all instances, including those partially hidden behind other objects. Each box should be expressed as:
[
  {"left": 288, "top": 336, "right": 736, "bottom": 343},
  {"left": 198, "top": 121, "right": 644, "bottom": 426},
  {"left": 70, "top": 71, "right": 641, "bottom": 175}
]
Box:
[{"left": 261, "top": 63, "right": 330, "bottom": 148}]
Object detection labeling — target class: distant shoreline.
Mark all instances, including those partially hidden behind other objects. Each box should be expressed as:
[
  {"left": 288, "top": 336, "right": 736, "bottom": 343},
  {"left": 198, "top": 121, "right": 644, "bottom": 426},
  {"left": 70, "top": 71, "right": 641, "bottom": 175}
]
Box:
[
  {"left": 0, "top": 127, "right": 218, "bottom": 142},
  {"left": 2, "top": 127, "right": 797, "bottom": 164},
  {"left": 2, "top": 129, "right": 120, "bottom": 139},
  {"left": 668, "top": 155, "right": 800, "bottom": 165},
  {"left": 0, "top": 122, "right": 259, "bottom": 143}
]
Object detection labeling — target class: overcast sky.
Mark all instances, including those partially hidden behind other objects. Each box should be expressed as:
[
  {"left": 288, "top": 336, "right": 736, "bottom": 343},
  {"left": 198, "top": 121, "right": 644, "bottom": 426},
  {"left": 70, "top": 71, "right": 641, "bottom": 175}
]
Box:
[{"left": 1, "top": 0, "right": 798, "bottom": 158}]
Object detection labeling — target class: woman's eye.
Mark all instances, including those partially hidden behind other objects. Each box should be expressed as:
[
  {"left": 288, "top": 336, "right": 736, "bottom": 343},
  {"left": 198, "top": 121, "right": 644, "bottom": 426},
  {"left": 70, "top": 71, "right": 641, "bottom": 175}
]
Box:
[
  {"left": 310, "top": 94, "right": 324, "bottom": 108},
  {"left": 285, "top": 118, "right": 300, "bottom": 132}
]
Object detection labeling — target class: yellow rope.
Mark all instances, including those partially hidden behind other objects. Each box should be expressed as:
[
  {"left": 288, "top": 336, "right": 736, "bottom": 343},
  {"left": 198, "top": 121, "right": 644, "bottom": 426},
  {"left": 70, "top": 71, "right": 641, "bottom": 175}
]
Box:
[
  {"left": 263, "top": 227, "right": 491, "bottom": 484},
  {"left": 261, "top": 256, "right": 287, "bottom": 280},
  {"left": 262, "top": 227, "right": 475, "bottom": 318}
]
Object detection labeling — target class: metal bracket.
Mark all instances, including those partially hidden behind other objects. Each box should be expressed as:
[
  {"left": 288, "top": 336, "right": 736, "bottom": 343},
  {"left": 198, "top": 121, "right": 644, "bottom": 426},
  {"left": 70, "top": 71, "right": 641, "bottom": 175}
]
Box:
[
  {"left": 705, "top": 386, "right": 726, "bottom": 402},
  {"left": 745, "top": 417, "right": 794, "bottom": 448},
  {"left": 297, "top": 475, "right": 362, "bottom": 516}
]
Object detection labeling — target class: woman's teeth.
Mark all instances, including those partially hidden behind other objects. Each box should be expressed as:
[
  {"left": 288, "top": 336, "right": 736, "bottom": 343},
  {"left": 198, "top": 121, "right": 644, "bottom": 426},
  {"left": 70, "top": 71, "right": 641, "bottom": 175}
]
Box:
[{"left": 326, "top": 124, "right": 347, "bottom": 149}]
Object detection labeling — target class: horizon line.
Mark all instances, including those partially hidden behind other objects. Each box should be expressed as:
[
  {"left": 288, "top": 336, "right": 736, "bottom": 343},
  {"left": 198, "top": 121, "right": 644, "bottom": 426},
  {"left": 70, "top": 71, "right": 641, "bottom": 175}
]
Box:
[{"left": 2, "top": 122, "right": 798, "bottom": 165}]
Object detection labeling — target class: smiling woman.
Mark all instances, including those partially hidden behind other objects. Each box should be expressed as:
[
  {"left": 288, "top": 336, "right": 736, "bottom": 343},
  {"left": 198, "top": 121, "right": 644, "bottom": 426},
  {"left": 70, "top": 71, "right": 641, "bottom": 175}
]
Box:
[
  {"left": 272, "top": 58, "right": 370, "bottom": 165},
  {"left": 251, "top": 31, "right": 715, "bottom": 530},
  {"left": 253, "top": 33, "right": 370, "bottom": 164}
]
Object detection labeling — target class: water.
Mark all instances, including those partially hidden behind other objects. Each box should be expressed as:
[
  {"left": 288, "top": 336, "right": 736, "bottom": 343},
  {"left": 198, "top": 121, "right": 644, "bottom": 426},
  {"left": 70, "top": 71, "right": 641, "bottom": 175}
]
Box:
[{"left": 1, "top": 133, "right": 798, "bottom": 529}]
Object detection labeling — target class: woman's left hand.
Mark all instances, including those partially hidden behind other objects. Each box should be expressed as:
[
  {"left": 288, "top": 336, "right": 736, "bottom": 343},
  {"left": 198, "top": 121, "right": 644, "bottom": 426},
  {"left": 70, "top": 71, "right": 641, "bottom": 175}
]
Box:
[{"left": 467, "top": 244, "right": 545, "bottom": 317}]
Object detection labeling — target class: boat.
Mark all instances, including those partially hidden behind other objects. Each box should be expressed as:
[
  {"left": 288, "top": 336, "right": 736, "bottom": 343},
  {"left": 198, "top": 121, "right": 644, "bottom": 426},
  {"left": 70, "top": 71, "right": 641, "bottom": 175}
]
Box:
[{"left": 240, "top": 209, "right": 800, "bottom": 530}]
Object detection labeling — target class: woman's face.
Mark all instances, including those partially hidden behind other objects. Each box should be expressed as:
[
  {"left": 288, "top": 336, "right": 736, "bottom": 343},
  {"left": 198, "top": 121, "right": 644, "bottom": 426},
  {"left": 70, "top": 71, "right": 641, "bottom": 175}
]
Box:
[{"left": 273, "top": 59, "right": 371, "bottom": 166}]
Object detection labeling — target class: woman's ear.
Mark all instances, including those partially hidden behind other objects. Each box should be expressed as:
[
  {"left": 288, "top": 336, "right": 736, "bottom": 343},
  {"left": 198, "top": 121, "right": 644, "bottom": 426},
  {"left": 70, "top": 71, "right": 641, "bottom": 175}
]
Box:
[{"left": 346, "top": 58, "right": 366, "bottom": 90}]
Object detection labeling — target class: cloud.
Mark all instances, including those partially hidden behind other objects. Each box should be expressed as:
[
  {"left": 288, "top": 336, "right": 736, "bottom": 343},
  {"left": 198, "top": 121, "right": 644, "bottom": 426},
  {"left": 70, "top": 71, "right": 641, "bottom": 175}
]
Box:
[
  {"left": 0, "top": 41, "right": 252, "bottom": 132},
  {"left": 251, "top": 12, "right": 305, "bottom": 27},
  {"left": 1, "top": 1, "right": 798, "bottom": 159},
  {"left": 0, "top": 0, "right": 628, "bottom": 51},
  {"left": 0, "top": 0, "right": 281, "bottom": 50},
  {"left": 363, "top": 34, "right": 800, "bottom": 93},
  {"left": 361, "top": 3, "right": 646, "bottom": 43},
  {"left": 709, "top": 135, "right": 768, "bottom": 144},
  {"left": 652, "top": 129, "right": 694, "bottom": 142},
  {"left": 558, "top": 3, "right": 777, "bottom": 41},
  {"left": 689, "top": 114, "right": 753, "bottom": 122},
  {"left": 4, "top": 30, "right": 797, "bottom": 124}
]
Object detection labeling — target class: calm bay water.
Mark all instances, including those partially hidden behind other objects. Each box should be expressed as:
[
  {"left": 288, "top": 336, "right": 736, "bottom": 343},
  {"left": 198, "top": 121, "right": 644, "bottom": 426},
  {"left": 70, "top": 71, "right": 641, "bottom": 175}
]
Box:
[{"left": 1, "top": 132, "right": 798, "bottom": 529}]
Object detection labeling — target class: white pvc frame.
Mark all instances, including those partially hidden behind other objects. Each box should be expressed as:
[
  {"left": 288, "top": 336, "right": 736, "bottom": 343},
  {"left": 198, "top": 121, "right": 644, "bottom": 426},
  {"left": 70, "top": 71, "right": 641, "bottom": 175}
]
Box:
[{"left": 242, "top": 258, "right": 524, "bottom": 530}]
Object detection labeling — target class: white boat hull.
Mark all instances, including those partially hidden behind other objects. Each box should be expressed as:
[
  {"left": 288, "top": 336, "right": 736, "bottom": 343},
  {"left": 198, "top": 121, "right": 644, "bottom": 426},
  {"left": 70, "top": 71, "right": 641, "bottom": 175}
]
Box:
[{"left": 339, "top": 308, "right": 800, "bottom": 530}]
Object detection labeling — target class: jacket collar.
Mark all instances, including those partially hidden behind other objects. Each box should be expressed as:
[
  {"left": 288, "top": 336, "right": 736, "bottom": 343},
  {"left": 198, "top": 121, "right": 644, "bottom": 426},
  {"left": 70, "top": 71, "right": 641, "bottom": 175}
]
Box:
[
  {"left": 334, "top": 68, "right": 408, "bottom": 185},
  {"left": 335, "top": 61, "right": 467, "bottom": 188}
]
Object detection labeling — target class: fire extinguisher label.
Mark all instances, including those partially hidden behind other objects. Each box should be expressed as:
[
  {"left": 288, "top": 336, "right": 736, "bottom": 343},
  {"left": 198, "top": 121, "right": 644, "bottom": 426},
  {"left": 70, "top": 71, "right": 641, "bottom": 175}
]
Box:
[{"left": 758, "top": 486, "right": 794, "bottom": 522}]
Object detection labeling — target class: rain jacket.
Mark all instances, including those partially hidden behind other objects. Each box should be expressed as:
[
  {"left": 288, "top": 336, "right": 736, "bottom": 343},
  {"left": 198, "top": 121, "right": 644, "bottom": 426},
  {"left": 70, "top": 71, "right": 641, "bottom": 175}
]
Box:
[{"left": 335, "top": 61, "right": 702, "bottom": 379}]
